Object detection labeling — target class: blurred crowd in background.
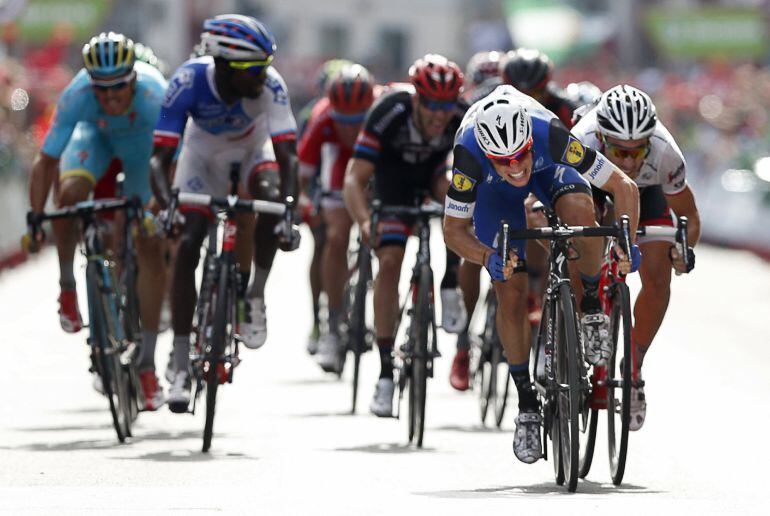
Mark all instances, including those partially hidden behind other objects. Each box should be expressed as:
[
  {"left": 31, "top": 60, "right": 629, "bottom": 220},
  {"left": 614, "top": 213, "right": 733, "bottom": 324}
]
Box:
[{"left": 1, "top": 0, "right": 769, "bottom": 262}]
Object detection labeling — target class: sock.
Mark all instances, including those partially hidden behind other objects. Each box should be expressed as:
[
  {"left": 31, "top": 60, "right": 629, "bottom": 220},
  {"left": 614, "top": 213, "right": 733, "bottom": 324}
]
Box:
[
  {"left": 248, "top": 266, "right": 269, "bottom": 299},
  {"left": 237, "top": 270, "right": 250, "bottom": 299},
  {"left": 59, "top": 261, "right": 76, "bottom": 290},
  {"left": 377, "top": 337, "right": 394, "bottom": 379},
  {"left": 509, "top": 361, "right": 539, "bottom": 411},
  {"left": 580, "top": 272, "right": 601, "bottom": 312},
  {"left": 456, "top": 331, "right": 470, "bottom": 351},
  {"left": 139, "top": 330, "right": 158, "bottom": 370},
  {"left": 172, "top": 334, "right": 191, "bottom": 373},
  {"left": 440, "top": 250, "right": 460, "bottom": 290},
  {"left": 328, "top": 308, "right": 341, "bottom": 337},
  {"left": 312, "top": 299, "right": 320, "bottom": 329}
]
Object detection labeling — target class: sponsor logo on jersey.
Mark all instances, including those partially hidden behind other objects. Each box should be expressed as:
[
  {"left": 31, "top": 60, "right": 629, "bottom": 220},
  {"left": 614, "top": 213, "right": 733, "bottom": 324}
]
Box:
[
  {"left": 163, "top": 67, "right": 195, "bottom": 108},
  {"left": 587, "top": 156, "right": 605, "bottom": 180},
  {"left": 446, "top": 200, "right": 472, "bottom": 217},
  {"left": 562, "top": 137, "right": 585, "bottom": 166},
  {"left": 447, "top": 200, "right": 470, "bottom": 213},
  {"left": 265, "top": 76, "right": 288, "bottom": 105},
  {"left": 668, "top": 164, "right": 684, "bottom": 184},
  {"left": 373, "top": 103, "right": 406, "bottom": 134},
  {"left": 451, "top": 170, "right": 476, "bottom": 192}
]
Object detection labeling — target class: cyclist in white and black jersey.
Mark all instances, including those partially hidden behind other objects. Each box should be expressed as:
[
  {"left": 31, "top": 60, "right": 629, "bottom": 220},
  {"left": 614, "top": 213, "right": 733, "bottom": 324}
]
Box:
[{"left": 572, "top": 84, "right": 700, "bottom": 431}]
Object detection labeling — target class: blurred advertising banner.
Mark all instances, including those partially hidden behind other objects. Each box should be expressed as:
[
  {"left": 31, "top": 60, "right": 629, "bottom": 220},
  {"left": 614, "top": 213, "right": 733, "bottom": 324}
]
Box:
[
  {"left": 13, "top": 0, "right": 111, "bottom": 43},
  {"left": 645, "top": 7, "right": 768, "bottom": 61},
  {"left": 502, "top": 0, "right": 612, "bottom": 64}
]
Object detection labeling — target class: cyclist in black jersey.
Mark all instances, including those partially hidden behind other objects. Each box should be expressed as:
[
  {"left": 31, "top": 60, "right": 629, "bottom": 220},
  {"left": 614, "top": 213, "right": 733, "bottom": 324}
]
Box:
[{"left": 343, "top": 54, "right": 468, "bottom": 417}]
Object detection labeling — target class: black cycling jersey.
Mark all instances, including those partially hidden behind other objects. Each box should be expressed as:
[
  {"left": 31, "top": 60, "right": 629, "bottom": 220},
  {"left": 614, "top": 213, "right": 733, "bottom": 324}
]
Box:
[
  {"left": 542, "top": 82, "right": 580, "bottom": 129},
  {"left": 352, "top": 86, "right": 467, "bottom": 206}
]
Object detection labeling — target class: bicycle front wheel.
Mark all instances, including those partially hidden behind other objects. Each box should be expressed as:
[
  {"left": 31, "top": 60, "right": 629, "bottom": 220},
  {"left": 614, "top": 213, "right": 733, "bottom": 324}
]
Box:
[
  {"left": 408, "top": 264, "right": 432, "bottom": 447},
  {"left": 348, "top": 245, "right": 371, "bottom": 413},
  {"left": 607, "top": 281, "right": 632, "bottom": 485},
  {"left": 555, "top": 283, "right": 581, "bottom": 492},
  {"left": 492, "top": 340, "right": 510, "bottom": 428},
  {"left": 203, "top": 263, "right": 233, "bottom": 452}
]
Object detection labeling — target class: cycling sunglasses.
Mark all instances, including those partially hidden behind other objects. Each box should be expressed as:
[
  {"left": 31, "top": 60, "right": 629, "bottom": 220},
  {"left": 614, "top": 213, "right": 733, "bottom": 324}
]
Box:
[
  {"left": 93, "top": 81, "right": 131, "bottom": 92},
  {"left": 601, "top": 134, "right": 649, "bottom": 160},
  {"left": 486, "top": 138, "right": 534, "bottom": 167},
  {"left": 91, "top": 71, "right": 135, "bottom": 91},
  {"left": 418, "top": 95, "right": 456, "bottom": 112},
  {"left": 228, "top": 55, "right": 274, "bottom": 75}
]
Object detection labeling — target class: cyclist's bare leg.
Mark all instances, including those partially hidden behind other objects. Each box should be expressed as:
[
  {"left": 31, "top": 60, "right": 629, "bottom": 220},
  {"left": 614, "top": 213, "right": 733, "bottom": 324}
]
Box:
[
  {"left": 135, "top": 230, "right": 166, "bottom": 370},
  {"left": 248, "top": 166, "right": 281, "bottom": 298},
  {"left": 321, "top": 206, "right": 353, "bottom": 332},
  {"left": 459, "top": 259, "right": 481, "bottom": 330},
  {"left": 632, "top": 240, "right": 672, "bottom": 368},
  {"left": 554, "top": 192, "right": 603, "bottom": 278},
  {"left": 493, "top": 273, "right": 531, "bottom": 365},
  {"left": 309, "top": 217, "right": 325, "bottom": 330},
  {"left": 373, "top": 245, "right": 405, "bottom": 377},
  {"left": 234, "top": 210, "right": 255, "bottom": 291},
  {"left": 52, "top": 176, "right": 92, "bottom": 287}
]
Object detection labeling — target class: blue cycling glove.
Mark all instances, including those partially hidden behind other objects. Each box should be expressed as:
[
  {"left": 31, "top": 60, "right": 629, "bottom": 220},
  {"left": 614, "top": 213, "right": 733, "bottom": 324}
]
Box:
[
  {"left": 630, "top": 244, "right": 641, "bottom": 272},
  {"left": 485, "top": 252, "right": 507, "bottom": 281}
]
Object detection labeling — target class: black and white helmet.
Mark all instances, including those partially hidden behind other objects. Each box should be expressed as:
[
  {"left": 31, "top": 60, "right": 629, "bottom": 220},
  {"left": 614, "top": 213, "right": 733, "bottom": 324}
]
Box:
[
  {"left": 473, "top": 91, "right": 532, "bottom": 157},
  {"left": 596, "top": 85, "right": 657, "bottom": 140}
]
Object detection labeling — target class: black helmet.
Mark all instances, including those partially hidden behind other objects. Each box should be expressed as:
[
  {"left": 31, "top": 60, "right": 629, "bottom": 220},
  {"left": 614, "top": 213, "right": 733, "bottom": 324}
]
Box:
[{"left": 500, "top": 48, "right": 553, "bottom": 91}]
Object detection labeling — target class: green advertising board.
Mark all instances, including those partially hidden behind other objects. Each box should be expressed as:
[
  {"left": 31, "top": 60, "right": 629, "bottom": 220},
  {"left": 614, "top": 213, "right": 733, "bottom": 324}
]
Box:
[
  {"left": 16, "top": 0, "right": 111, "bottom": 44},
  {"left": 645, "top": 8, "right": 767, "bottom": 60}
]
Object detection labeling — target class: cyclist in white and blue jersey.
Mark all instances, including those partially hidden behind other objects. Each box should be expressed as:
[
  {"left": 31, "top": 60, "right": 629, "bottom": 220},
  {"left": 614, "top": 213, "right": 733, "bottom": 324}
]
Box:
[
  {"left": 26, "top": 32, "right": 169, "bottom": 410},
  {"left": 443, "top": 85, "right": 640, "bottom": 464},
  {"left": 149, "top": 14, "right": 300, "bottom": 413}
]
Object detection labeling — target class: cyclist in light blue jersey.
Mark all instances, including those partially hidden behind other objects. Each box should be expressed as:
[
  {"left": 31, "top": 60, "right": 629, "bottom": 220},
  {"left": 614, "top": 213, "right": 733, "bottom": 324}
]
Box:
[{"left": 26, "top": 32, "right": 169, "bottom": 410}]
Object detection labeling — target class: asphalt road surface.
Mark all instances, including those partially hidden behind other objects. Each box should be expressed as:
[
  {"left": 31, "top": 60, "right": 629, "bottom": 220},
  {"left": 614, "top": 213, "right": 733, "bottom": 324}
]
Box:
[{"left": 1, "top": 230, "right": 768, "bottom": 514}]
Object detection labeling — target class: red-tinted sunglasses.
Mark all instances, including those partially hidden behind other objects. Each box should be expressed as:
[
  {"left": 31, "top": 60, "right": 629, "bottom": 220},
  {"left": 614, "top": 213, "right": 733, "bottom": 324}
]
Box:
[{"left": 486, "top": 138, "right": 533, "bottom": 167}]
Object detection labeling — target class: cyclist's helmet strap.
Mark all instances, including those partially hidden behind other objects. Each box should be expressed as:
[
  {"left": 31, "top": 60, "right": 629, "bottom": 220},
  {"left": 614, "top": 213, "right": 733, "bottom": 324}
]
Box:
[
  {"left": 327, "top": 64, "right": 375, "bottom": 115},
  {"left": 500, "top": 48, "right": 552, "bottom": 91},
  {"left": 201, "top": 14, "right": 276, "bottom": 61},
  {"left": 82, "top": 32, "right": 135, "bottom": 79},
  {"left": 409, "top": 54, "right": 463, "bottom": 101},
  {"left": 596, "top": 84, "right": 657, "bottom": 140}
]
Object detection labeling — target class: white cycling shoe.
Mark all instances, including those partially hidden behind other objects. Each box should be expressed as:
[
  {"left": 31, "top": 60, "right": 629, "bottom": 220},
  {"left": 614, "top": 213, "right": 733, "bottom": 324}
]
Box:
[
  {"left": 167, "top": 370, "right": 191, "bottom": 414},
  {"left": 581, "top": 310, "right": 611, "bottom": 366},
  {"left": 629, "top": 372, "right": 647, "bottom": 431},
  {"left": 513, "top": 411, "right": 543, "bottom": 464},
  {"left": 440, "top": 287, "right": 467, "bottom": 334},
  {"left": 316, "top": 333, "right": 341, "bottom": 373},
  {"left": 239, "top": 297, "right": 267, "bottom": 350},
  {"left": 369, "top": 378, "right": 395, "bottom": 417}
]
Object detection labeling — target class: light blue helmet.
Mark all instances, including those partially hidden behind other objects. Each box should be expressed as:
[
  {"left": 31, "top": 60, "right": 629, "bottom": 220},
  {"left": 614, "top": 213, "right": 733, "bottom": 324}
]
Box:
[{"left": 82, "top": 32, "right": 135, "bottom": 80}]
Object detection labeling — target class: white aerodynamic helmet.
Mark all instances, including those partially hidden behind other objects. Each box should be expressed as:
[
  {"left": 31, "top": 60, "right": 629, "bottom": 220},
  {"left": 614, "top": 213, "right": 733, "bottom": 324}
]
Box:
[
  {"left": 596, "top": 84, "right": 657, "bottom": 140},
  {"left": 473, "top": 93, "right": 533, "bottom": 158}
]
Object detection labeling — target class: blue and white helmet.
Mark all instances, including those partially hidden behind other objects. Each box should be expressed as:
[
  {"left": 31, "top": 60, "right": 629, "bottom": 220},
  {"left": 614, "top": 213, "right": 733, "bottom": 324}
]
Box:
[
  {"left": 473, "top": 90, "right": 533, "bottom": 158},
  {"left": 82, "top": 32, "right": 135, "bottom": 80},
  {"left": 200, "top": 14, "right": 276, "bottom": 62}
]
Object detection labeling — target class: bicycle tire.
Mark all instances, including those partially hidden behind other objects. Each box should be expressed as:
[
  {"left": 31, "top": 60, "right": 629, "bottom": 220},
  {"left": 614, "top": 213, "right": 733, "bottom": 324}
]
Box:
[
  {"left": 203, "top": 263, "right": 231, "bottom": 452},
  {"left": 87, "top": 265, "right": 128, "bottom": 443},
  {"left": 349, "top": 246, "right": 370, "bottom": 413},
  {"left": 556, "top": 283, "right": 581, "bottom": 492},
  {"left": 607, "top": 281, "right": 632, "bottom": 485},
  {"left": 409, "top": 264, "right": 432, "bottom": 447},
  {"left": 492, "top": 341, "right": 510, "bottom": 428},
  {"left": 119, "top": 261, "right": 141, "bottom": 425},
  {"left": 476, "top": 291, "right": 496, "bottom": 424},
  {"left": 578, "top": 407, "right": 598, "bottom": 478}
]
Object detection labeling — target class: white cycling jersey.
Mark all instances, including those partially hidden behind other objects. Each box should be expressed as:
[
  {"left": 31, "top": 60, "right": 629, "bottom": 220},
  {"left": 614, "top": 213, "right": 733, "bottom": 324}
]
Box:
[{"left": 571, "top": 107, "right": 687, "bottom": 195}]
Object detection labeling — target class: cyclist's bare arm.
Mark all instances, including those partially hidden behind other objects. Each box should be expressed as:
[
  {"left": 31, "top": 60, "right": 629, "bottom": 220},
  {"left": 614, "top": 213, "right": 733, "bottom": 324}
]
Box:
[
  {"left": 29, "top": 152, "right": 60, "bottom": 214},
  {"left": 599, "top": 168, "right": 640, "bottom": 242},
  {"left": 343, "top": 157, "right": 374, "bottom": 226},
  {"left": 443, "top": 214, "right": 494, "bottom": 266},
  {"left": 665, "top": 185, "right": 701, "bottom": 244},
  {"left": 274, "top": 139, "right": 298, "bottom": 200},
  {"left": 149, "top": 145, "right": 176, "bottom": 208}
]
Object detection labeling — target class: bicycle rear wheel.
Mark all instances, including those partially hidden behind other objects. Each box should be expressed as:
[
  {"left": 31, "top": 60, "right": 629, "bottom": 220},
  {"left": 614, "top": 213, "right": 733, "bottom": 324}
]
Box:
[
  {"left": 578, "top": 407, "right": 598, "bottom": 478},
  {"left": 203, "top": 263, "right": 232, "bottom": 452},
  {"left": 607, "top": 281, "right": 632, "bottom": 485},
  {"left": 475, "top": 291, "right": 496, "bottom": 424},
  {"left": 119, "top": 261, "right": 141, "bottom": 424},
  {"left": 556, "top": 283, "right": 581, "bottom": 492},
  {"left": 492, "top": 340, "right": 510, "bottom": 428},
  {"left": 408, "top": 264, "right": 432, "bottom": 447}
]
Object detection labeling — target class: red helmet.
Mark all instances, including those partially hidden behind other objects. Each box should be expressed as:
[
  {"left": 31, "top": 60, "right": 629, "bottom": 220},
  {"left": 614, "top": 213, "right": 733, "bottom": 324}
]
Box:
[
  {"left": 326, "top": 64, "right": 375, "bottom": 115},
  {"left": 408, "top": 54, "right": 463, "bottom": 101}
]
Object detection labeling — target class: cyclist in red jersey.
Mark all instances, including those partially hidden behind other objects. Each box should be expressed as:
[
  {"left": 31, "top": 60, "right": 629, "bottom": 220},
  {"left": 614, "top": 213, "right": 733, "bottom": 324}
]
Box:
[{"left": 298, "top": 64, "right": 378, "bottom": 372}]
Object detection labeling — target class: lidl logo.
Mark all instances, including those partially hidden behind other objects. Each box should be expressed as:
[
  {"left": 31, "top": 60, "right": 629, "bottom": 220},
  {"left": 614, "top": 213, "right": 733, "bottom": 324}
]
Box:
[
  {"left": 563, "top": 138, "right": 585, "bottom": 166},
  {"left": 451, "top": 171, "right": 476, "bottom": 192}
]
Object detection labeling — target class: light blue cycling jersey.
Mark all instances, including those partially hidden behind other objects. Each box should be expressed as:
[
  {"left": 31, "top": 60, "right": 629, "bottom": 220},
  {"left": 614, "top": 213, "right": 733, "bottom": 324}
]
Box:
[
  {"left": 153, "top": 56, "right": 296, "bottom": 148},
  {"left": 42, "top": 61, "right": 167, "bottom": 202}
]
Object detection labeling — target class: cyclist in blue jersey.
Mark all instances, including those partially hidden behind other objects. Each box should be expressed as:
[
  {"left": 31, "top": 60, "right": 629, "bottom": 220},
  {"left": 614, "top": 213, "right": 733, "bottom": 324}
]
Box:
[
  {"left": 26, "top": 32, "right": 169, "bottom": 410},
  {"left": 149, "top": 14, "right": 300, "bottom": 413},
  {"left": 443, "top": 85, "right": 640, "bottom": 463}
]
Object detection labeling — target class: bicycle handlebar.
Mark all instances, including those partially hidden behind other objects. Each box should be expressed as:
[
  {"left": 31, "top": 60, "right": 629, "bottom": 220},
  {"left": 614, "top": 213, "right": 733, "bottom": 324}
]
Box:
[
  {"left": 370, "top": 199, "right": 444, "bottom": 218},
  {"left": 177, "top": 192, "right": 287, "bottom": 215}
]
